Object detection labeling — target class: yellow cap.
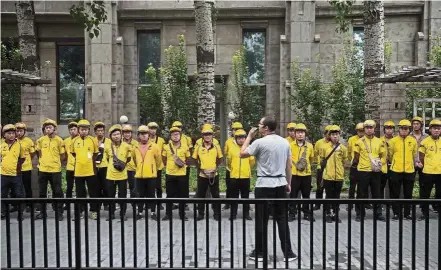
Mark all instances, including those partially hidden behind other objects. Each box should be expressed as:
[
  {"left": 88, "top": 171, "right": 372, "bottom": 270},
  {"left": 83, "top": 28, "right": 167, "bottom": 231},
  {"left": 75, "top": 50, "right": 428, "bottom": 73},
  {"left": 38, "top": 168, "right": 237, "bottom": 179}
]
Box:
[
  {"left": 355, "top": 122, "right": 364, "bottom": 130},
  {"left": 2, "top": 124, "right": 16, "bottom": 133},
  {"left": 148, "top": 122, "right": 159, "bottom": 128},
  {"left": 68, "top": 122, "right": 78, "bottom": 129},
  {"left": 201, "top": 127, "right": 214, "bottom": 134},
  {"left": 172, "top": 121, "right": 183, "bottom": 127},
  {"left": 295, "top": 123, "right": 307, "bottom": 131},
  {"left": 287, "top": 123, "right": 296, "bottom": 129},
  {"left": 398, "top": 119, "right": 411, "bottom": 127},
  {"left": 78, "top": 119, "right": 91, "bottom": 127},
  {"left": 109, "top": 124, "right": 122, "bottom": 134},
  {"left": 329, "top": 125, "right": 341, "bottom": 132},
  {"left": 364, "top": 120, "right": 376, "bottom": 127},
  {"left": 94, "top": 122, "right": 105, "bottom": 129},
  {"left": 325, "top": 125, "right": 332, "bottom": 131},
  {"left": 384, "top": 121, "right": 395, "bottom": 127},
  {"left": 43, "top": 119, "right": 57, "bottom": 128},
  {"left": 234, "top": 129, "right": 246, "bottom": 137},
  {"left": 15, "top": 122, "right": 27, "bottom": 130},
  {"left": 412, "top": 116, "right": 423, "bottom": 123},
  {"left": 202, "top": 124, "right": 213, "bottom": 130},
  {"left": 169, "top": 126, "right": 181, "bottom": 133},
  {"left": 231, "top": 122, "right": 243, "bottom": 129},
  {"left": 137, "top": 125, "right": 149, "bottom": 133},
  {"left": 429, "top": 119, "right": 441, "bottom": 127},
  {"left": 122, "top": 124, "right": 133, "bottom": 132}
]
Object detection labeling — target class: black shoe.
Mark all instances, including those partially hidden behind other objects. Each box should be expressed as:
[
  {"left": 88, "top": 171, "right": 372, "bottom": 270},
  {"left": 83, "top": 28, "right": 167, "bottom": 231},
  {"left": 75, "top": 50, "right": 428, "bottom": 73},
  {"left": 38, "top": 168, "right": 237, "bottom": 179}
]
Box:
[
  {"left": 355, "top": 215, "right": 361, "bottom": 222},
  {"left": 10, "top": 206, "right": 18, "bottom": 213},
  {"left": 222, "top": 204, "right": 230, "bottom": 211},
  {"left": 197, "top": 214, "right": 205, "bottom": 221},
  {"left": 104, "top": 205, "right": 109, "bottom": 211},
  {"left": 392, "top": 214, "right": 399, "bottom": 221},
  {"left": 213, "top": 215, "right": 220, "bottom": 221},
  {"left": 35, "top": 213, "right": 45, "bottom": 220},
  {"left": 404, "top": 215, "right": 412, "bottom": 220},
  {"left": 151, "top": 213, "right": 158, "bottom": 221},
  {"left": 326, "top": 215, "right": 333, "bottom": 223},
  {"left": 376, "top": 215, "right": 386, "bottom": 222},
  {"left": 249, "top": 250, "right": 264, "bottom": 262},
  {"left": 229, "top": 215, "right": 236, "bottom": 221},
  {"left": 184, "top": 205, "right": 189, "bottom": 211},
  {"left": 331, "top": 215, "right": 342, "bottom": 223},
  {"left": 120, "top": 215, "right": 128, "bottom": 221},
  {"left": 172, "top": 204, "right": 178, "bottom": 210},
  {"left": 288, "top": 215, "right": 296, "bottom": 222},
  {"left": 57, "top": 214, "right": 64, "bottom": 221},
  {"left": 106, "top": 213, "right": 115, "bottom": 221},
  {"left": 418, "top": 214, "right": 426, "bottom": 221},
  {"left": 63, "top": 204, "right": 70, "bottom": 210},
  {"left": 136, "top": 213, "right": 144, "bottom": 220},
  {"left": 303, "top": 214, "right": 315, "bottom": 222},
  {"left": 162, "top": 215, "right": 171, "bottom": 221},
  {"left": 245, "top": 215, "right": 252, "bottom": 220},
  {"left": 284, "top": 251, "right": 297, "bottom": 262},
  {"left": 313, "top": 205, "right": 321, "bottom": 211},
  {"left": 180, "top": 215, "right": 188, "bottom": 221}
]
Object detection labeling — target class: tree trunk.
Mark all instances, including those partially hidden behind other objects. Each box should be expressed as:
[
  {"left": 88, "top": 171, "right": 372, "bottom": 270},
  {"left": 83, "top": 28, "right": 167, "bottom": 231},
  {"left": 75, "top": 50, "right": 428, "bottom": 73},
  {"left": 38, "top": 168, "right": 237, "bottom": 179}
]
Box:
[
  {"left": 15, "top": 1, "right": 39, "bottom": 76},
  {"left": 363, "top": 1, "right": 384, "bottom": 135},
  {"left": 194, "top": 0, "right": 215, "bottom": 125}
]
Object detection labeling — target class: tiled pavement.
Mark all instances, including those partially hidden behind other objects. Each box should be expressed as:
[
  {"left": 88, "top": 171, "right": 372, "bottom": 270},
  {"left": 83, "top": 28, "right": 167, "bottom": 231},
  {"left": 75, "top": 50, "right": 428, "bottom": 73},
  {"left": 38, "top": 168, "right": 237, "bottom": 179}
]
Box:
[{"left": 1, "top": 204, "right": 439, "bottom": 269}]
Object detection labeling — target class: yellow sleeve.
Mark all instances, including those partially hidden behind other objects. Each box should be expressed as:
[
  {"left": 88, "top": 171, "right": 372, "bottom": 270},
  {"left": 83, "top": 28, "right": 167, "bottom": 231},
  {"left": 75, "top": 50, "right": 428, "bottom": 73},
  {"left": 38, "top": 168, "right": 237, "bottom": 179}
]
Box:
[
  {"left": 104, "top": 146, "right": 110, "bottom": 163},
  {"left": 162, "top": 146, "right": 168, "bottom": 157},
  {"left": 155, "top": 146, "right": 162, "bottom": 168},
  {"left": 70, "top": 138, "right": 76, "bottom": 154},
  {"left": 93, "top": 138, "right": 99, "bottom": 154},
  {"left": 309, "top": 144, "right": 315, "bottom": 163},
  {"left": 19, "top": 144, "right": 26, "bottom": 158},
  {"left": 419, "top": 140, "right": 426, "bottom": 153},
  {"left": 35, "top": 138, "right": 41, "bottom": 151},
  {"left": 126, "top": 144, "right": 132, "bottom": 158},
  {"left": 250, "top": 156, "right": 256, "bottom": 168},
  {"left": 353, "top": 141, "right": 360, "bottom": 154},
  {"left": 216, "top": 145, "right": 223, "bottom": 158},
  {"left": 343, "top": 146, "right": 348, "bottom": 163},
  {"left": 192, "top": 146, "right": 199, "bottom": 160},
  {"left": 185, "top": 147, "right": 190, "bottom": 158},
  {"left": 413, "top": 139, "right": 418, "bottom": 158},
  {"left": 29, "top": 140, "right": 35, "bottom": 154},
  {"left": 58, "top": 138, "right": 66, "bottom": 154}
]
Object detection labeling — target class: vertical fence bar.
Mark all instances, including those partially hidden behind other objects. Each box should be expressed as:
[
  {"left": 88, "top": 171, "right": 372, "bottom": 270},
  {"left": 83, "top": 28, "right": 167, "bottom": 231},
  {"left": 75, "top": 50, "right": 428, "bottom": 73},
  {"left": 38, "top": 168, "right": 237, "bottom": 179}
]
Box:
[
  {"left": 424, "top": 207, "right": 429, "bottom": 270},
  {"left": 322, "top": 206, "right": 326, "bottom": 269},
  {"left": 297, "top": 202, "right": 301, "bottom": 269},
  {"left": 145, "top": 204, "right": 149, "bottom": 268},
  {"left": 74, "top": 200, "right": 82, "bottom": 270},
  {"left": 386, "top": 204, "right": 390, "bottom": 270},
  {"left": 348, "top": 200, "right": 352, "bottom": 269},
  {"left": 360, "top": 203, "right": 364, "bottom": 270},
  {"left": 218, "top": 201, "right": 221, "bottom": 269},
  {"left": 67, "top": 203, "right": 72, "bottom": 267},
  {"left": 30, "top": 202, "right": 36, "bottom": 268},
  {"left": 97, "top": 208, "right": 101, "bottom": 268},
  {"left": 18, "top": 204, "right": 24, "bottom": 268},
  {"left": 242, "top": 202, "right": 246, "bottom": 269},
  {"left": 310, "top": 203, "right": 314, "bottom": 269},
  {"left": 412, "top": 204, "right": 416, "bottom": 270},
  {"left": 438, "top": 208, "right": 441, "bottom": 269},
  {"left": 283, "top": 200, "right": 289, "bottom": 269},
  {"left": 274, "top": 203, "right": 277, "bottom": 269},
  {"left": 335, "top": 202, "right": 339, "bottom": 270},
  {"left": 194, "top": 202, "right": 198, "bottom": 268},
  {"left": 231, "top": 204, "right": 234, "bottom": 269},
  {"left": 121, "top": 206, "right": 126, "bottom": 268},
  {"left": 157, "top": 201, "right": 162, "bottom": 268},
  {"left": 43, "top": 203, "right": 48, "bottom": 268},
  {"left": 5, "top": 203, "right": 11, "bottom": 268},
  {"left": 55, "top": 204, "right": 61, "bottom": 268},
  {"left": 133, "top": 203, "right": 137, "bottom": 268},
  {"left": 399, "top": 203, "right": 403, "bottom": 270},
  {"left": 262, "top": 200, "right": 268, "bottom": 270},
  {"left": 182, "top": 201, "right": 186, "bottom": 269},
  {"left": 373, "top": 203, "right": 377, "bottom": 270},
  {"left": 109, "top": 204, "right": 113, "bottom": 268},
  {"left": 84, "top": 207, "right": 89, "bottom": 267},
  {"left": 169, "top": 204, "right": 173, "bottom": 268},
  {"left": 206, "top": 203, "right": 210, "bottom": 268}
]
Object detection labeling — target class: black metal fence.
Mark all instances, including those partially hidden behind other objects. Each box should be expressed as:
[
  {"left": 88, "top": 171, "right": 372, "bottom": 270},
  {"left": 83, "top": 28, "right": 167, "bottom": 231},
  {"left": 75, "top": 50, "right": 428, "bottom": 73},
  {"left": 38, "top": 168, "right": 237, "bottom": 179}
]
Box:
[{"left": 1, "top": 198, "right": 440, "bottom": 270}]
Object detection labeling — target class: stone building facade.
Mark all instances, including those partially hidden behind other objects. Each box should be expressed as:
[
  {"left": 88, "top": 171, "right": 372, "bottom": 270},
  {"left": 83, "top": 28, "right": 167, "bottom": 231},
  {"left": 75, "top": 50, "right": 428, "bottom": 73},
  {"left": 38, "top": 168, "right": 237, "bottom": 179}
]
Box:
[{"left": 1, "top": 1, "right": 440, "bottom": 138}]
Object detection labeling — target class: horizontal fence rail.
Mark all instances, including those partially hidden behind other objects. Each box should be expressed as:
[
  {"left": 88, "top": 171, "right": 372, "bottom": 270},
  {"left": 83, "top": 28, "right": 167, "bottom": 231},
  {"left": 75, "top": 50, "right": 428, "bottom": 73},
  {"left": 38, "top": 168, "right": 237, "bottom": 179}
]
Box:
[{"left": 1, "top": 198, "right": 440, "bottom": 270}]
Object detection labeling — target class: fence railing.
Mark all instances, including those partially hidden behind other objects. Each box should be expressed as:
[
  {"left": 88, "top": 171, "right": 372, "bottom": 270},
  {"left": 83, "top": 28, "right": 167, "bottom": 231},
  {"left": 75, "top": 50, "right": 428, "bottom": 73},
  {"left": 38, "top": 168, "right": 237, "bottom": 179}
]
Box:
[{"left": 1, "top": 198, "right": 440, "bottom": 270}]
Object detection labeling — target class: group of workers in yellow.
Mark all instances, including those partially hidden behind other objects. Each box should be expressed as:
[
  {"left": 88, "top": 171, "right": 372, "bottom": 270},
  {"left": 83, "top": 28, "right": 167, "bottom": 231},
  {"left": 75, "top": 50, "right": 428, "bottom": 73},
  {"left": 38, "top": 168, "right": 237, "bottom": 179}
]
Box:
[
  {"left": 286, "top": 117, "right": 440, "bottom": 223},
  {"left": 1, "top": 116, "right": 439, "bottom": 223}
]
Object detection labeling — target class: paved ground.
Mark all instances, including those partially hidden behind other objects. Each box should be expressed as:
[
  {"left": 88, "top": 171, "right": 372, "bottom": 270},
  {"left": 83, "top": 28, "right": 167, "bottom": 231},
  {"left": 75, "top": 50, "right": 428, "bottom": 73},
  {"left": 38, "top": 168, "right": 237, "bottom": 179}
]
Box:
[{"left": 1, "top": 203, "right": 439, "bottom": 269}]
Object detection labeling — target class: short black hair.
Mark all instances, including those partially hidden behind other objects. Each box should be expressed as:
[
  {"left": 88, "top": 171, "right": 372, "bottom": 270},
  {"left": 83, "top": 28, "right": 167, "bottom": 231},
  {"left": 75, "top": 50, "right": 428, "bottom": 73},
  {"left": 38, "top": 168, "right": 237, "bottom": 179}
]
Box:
[{"left": 262, "top": 116, "right": 277, "bottom": 132}]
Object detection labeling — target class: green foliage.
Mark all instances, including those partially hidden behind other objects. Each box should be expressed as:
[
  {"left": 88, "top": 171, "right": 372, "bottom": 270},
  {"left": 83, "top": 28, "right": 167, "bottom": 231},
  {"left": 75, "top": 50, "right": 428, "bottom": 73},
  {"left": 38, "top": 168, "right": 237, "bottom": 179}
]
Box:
[
  {"left": 1, "top": 39, "right": 22, "bottom": 125},
  {"left": 429, "top": 33, "right": 441, "bottom": 66},
  {"left": 384, "top": 39, "right": 393, "bottom": 73},
  {"left": 139, "top": 65, "right": 163, "bottom": 126},
  {"left": 69, "top": 1, "right": 107, "bottom": 39},
  {"left": 230, "top": 47, "right": 266, "bottom": 131},
  {"left": 405, "top": 87, "right": 441, "bottom": 119},
  {"left": 328, "top": 0, "right": 355, "bottom": 33},
  {"left": 290, "top": 61, "right": 328, "bottom": 142}
]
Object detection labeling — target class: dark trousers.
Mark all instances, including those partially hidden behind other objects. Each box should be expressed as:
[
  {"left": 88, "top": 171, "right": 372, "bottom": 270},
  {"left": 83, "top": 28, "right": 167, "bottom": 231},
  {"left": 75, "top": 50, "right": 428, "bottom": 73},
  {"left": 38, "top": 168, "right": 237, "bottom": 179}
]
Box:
[
  {"left": 323, "top": 180, "right": 343, "bottom": 214},
  {"left": 1, "top": 175, "right": 25, "bottom": 214},
  {"left": 289, "top": 175, "right": 312, "bottom": 215},
  {"left": 254, "top": 186, "right": 293, "bottom": 255},
  {"left": 196, "top": 176, "right": 220, "bottom": 216},
  {"left": 97, "top": 167, "right": 108, "bottom": 205},
  {"left": 21, "top": 170, "right": 33, "bottom": 207},
  {"left": 349, "top": 167, "right": 359, "bottom": 199},
  {"left": 389, "top": 172, "right": 415, "bottom": 216},
  {"left": 225, "top": 170, "right": 231, "bottom": 203},
  {"left": 355, "top": 171, "right": 382, "bottom": 218},
  {"left": 315, "top": 169, "right": 324, "bottom": 200},
  {"left": 419, "top": 173, "right": 441, "bottom": 213},
  {"left": 127, "top": 171, "right": 137, "bottom": 198},
  {"left": 38, "top": 172, "right": 64, "bottom": 215},
  {"left": 75, "top": 175, "right": 100, "bottom": 213},
  {"left": 65, "top": 170, "right": 75, "bottom": 198},
  {"left": 136, "top": 178, "right": 156, "bottom": 213},
  {"left": 107, "top": 180, "right": 128, "bottom": 215},
  {"left": 165, "top": 175, "right": 187, "bottom": 217},
  {"left": 380, "top": 168, "right": 391, "bottom": 199},
  {"left": 185, "top": 167, "right": 190, "bottom": 199},
  {"left": 155, "top": 170, "right": 163, "bottom": 199},
  {"left": 230, "top": 178, "right": 250, "bottom": 217}
]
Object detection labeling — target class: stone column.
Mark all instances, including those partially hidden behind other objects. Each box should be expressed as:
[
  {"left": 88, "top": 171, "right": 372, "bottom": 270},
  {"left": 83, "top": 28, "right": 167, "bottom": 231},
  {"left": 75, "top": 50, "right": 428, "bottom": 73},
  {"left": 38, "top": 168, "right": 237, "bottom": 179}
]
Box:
[{"left": 380, "top": 83, "right": 406, "bottom": 135}]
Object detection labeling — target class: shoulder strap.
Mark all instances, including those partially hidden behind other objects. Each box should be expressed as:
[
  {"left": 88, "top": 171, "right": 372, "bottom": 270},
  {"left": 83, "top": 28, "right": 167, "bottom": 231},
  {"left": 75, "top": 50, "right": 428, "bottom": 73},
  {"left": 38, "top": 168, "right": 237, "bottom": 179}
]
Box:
[
  {"left": 362, "top": 138, "right": 374, "bottom": 160},
  {"left": 169, "top": 142, "right": 175, "bottom": 155},
  {"left": 301, "top": 144, "right": 308, "bottom": 159},
  {"left": 325, "top": 143, "right": 340, "bottom": 162}
]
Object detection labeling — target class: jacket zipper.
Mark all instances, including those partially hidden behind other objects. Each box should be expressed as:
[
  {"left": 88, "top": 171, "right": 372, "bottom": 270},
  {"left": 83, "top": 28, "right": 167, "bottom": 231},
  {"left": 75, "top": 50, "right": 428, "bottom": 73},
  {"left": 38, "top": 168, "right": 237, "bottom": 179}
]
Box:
[{"left": 334, "top": 149, "right": 337, "bottom": 180}]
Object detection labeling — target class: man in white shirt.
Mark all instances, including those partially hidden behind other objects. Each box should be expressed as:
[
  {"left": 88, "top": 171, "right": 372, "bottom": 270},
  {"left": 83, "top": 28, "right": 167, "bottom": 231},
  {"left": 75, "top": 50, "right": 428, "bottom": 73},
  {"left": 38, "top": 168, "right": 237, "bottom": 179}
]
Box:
[{"left": 240, "top": 116, "right": 297, "bottom": 262}]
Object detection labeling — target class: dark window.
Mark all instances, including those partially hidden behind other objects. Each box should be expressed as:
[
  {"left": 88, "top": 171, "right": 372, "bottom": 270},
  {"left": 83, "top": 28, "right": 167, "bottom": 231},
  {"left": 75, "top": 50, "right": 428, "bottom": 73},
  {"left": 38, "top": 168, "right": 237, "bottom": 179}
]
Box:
[
  {"left": 138, "top": 31, "right": 161, "bottom": 84},
  {"left": 57, "top": 45, "right": 85, "bottom": 124},
  {"left": 353, "top": 27, "right": 364, "bottom": 60},
  {"left": 243, "top": 30, "right": 266, "bottom": 84}
]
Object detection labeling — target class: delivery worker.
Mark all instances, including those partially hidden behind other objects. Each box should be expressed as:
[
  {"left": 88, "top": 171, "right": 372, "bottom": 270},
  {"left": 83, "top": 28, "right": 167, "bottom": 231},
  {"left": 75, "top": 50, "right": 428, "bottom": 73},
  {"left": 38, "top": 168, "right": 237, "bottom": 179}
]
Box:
[
  {"left": 194, "top": 124, "right": 220, "bottom": 148},
  {"left": 122, "top": 124, "right": 138, "bottom": 200},
  {"left": 63, "top": 121, "right": 79, "bottom": 210},
  {"left": 321, "top": 125, "right": 348, "bottom": 223},
  {"left": 285, "top": 123, "right": 296, "bottom": 143},
  {"left": 380, "top": 121, "right": 395, "bottom": 199},
  {"left": 94, "top": 121, "right": 110, "bottom": 210},
  {"left": 313, "top": 125, "right": 331, "bottom": 210},
  {"left": 147, "top": 122, "right": 166, "bottom": 206},
  {"left": 288, "top": 123, "right": 315, "bottom": 222},
  {"left": 35, "top": 119, "right": 65, "bottom": 221},
  {"left": 346, "top": 122, "right": 364, "bottom": 211}
]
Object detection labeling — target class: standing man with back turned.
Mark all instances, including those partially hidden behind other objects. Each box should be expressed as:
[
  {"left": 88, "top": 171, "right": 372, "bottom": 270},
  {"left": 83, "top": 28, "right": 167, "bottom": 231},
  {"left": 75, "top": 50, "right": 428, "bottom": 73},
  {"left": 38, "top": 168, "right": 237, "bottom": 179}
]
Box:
[{"left": 240, "top": 116, "right": 296, "bottom": 262}]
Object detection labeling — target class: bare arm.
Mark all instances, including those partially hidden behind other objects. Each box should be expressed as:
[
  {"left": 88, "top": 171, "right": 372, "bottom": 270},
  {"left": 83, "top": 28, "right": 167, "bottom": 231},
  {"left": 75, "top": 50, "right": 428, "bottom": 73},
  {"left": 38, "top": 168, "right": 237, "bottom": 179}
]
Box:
[
  {"left": 286, "top": 156, "right": 292, "bottom": 188},
  {"left": 240, "top": 127, "right": 258, "bottom": 158}
]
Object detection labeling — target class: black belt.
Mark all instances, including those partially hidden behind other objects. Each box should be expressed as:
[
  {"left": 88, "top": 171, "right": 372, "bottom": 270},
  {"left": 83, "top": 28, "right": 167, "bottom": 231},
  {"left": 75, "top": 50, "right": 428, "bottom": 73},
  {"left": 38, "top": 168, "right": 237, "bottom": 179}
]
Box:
[{"left": 257, "top": 175, "right": 284, "bottom": 178}]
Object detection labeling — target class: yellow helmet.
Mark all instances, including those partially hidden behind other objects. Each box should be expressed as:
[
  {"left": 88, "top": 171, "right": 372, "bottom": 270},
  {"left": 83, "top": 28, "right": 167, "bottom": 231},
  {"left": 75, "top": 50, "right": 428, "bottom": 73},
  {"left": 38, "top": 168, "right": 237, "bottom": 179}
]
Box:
[
  {"left": 137, "top": 125, "right": 149, "bottom": 133},
  {"left": 68, "top": 121, "right": 78, "bottom": 129},
  {"left": 169, "top": 126, "right": 181, "bottom": 133},
  {"left": 329, "top": 125, "right": 341, "bottom": 132},
  {"left": 15, "top": 122, "right": 27, "bottom": 130},
  {"left": 398, "top": 119, "right": 411, "bottom": 127},
  {"left": 147, "top": 122, "right": 159, "bottom": 128},
  {"left": 286, "top": 123, "right": 296, "bottom": 130},
  {"left": 201, "top": 127, "right": 214, "bottom": 134},
  {"left": 429, "top": 119, "right": 441, "bottom": 127},
  {"left": 231, "top": 122, "right": 243, "bottom": 129},
  {"left": 94, "top": 122, "right": 105, "bottom": 130},
  {"left": 202, "top": 123, "right": 213, "bottom": 130},
  {"left": 412, "top": 116, "right": 423, "bottom": 124},
  {"left": 109, "top": 124, "right": 122, "bottom": 135},
  {"left": 172, "top": 121, "right": 183, "bottom": 127},
  {"left": 384, "top": 121, "right": 395, "bottom": 127},
  {"left": 122, "top": 124, "right": 133, "bottom": 132},
  {"left": 234, "top": 129, "right": 247, "bottom": 137},
  {"left": 355, "top": 122, "right": 364, "bottom": 130},
  {"left": 77, "top": 119, "right": 91, "bottom": 128},
  {"left": 325, "top": 125, "right": 332, "bottom": 132},
  {"left": 2, "top": 124, "right": 16, "bottom": 133},
  {"left": 295, "top": 123, "right": 307, "bottom": 131},
  {"left": 43, "top": 119, "right": 57, "bottom": 128},
  {"left": 363, "top": 120, "right": 376, "bottom": 127}
]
